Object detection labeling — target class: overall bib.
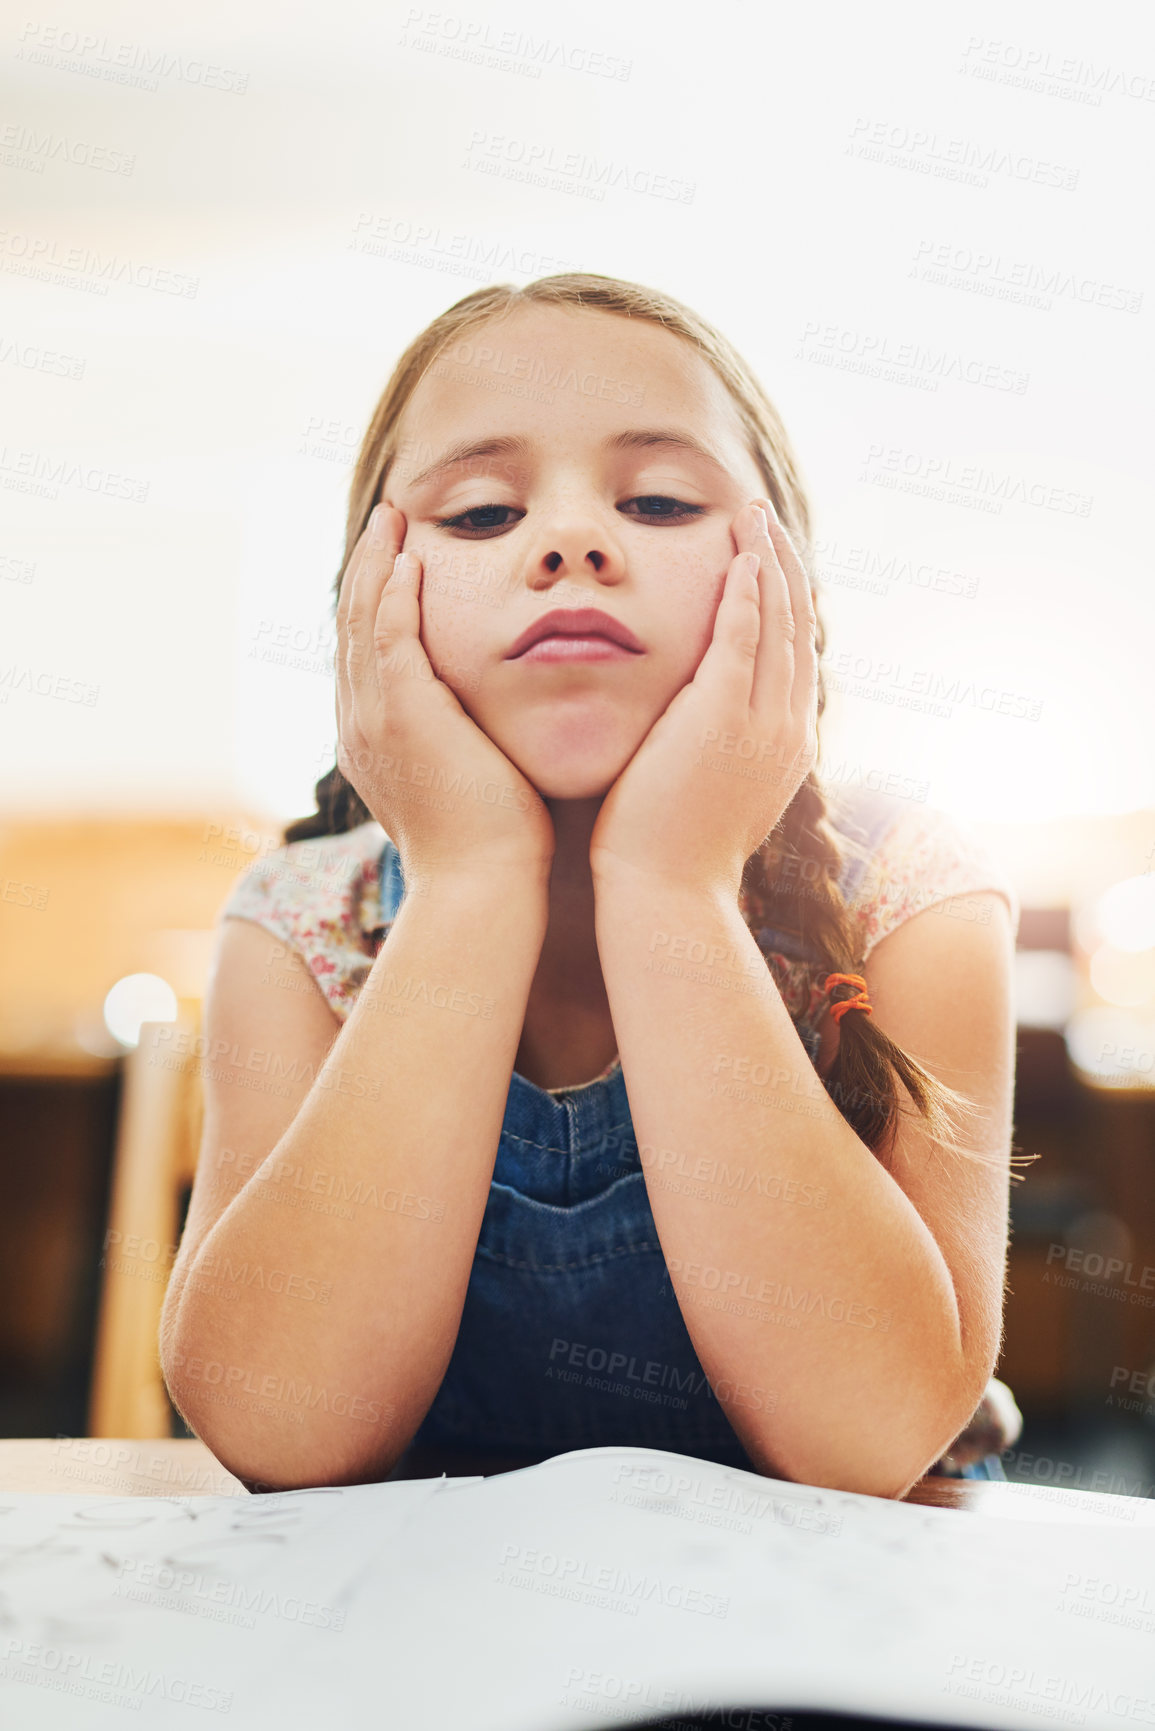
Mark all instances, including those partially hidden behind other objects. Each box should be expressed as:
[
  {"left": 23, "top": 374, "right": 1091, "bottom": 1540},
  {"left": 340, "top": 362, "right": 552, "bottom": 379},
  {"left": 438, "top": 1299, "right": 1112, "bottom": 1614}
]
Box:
[{"left": 378, "top": 796, "right": 1005, "bottom": 1484}]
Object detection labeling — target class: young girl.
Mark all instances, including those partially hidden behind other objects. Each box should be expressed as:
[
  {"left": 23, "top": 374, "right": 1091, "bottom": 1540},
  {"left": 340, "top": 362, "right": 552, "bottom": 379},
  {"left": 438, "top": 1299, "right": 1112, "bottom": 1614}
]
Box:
[{"left": 160, "top": 273, "right": 1027, "bottom": 1499}]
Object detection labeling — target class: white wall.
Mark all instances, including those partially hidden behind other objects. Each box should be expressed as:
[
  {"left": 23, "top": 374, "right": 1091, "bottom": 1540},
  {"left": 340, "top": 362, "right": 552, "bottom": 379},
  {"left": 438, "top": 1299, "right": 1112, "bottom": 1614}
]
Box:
[{"left": 3, "top": 0, "right": 1152, "bottom": 825}]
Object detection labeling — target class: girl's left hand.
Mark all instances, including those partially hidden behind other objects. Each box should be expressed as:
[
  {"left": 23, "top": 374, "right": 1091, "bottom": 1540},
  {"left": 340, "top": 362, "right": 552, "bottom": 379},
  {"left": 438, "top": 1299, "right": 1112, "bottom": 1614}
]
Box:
[{"left": 588, "top": 498, "right": 818, "bottom": 896}]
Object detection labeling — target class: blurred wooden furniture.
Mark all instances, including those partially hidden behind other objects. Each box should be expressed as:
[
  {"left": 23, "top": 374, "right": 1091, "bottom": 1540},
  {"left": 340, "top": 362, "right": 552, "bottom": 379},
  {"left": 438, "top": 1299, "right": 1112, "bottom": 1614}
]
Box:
[
  {"left": 0, "top": 813, "right": 268, "bottom": 1059},
  {"left": 0, "top": 1435, "right": 244, "bottom": 1496},
  {"left": 0, "top": 815, "right": 271, "bottom": 1439},
  {"left": 0, "top": 1055, "right": 121, "bottom": 1440},
  {"left": 87, "top": 1015, "right": 203, "bottom": 1439}
]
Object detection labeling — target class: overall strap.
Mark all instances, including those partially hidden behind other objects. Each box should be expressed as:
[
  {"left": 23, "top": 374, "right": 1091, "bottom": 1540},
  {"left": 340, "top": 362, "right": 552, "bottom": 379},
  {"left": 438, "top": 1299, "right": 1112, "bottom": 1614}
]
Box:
[{"left": 378, "top": 837, "right": 406, "bottom": 924}]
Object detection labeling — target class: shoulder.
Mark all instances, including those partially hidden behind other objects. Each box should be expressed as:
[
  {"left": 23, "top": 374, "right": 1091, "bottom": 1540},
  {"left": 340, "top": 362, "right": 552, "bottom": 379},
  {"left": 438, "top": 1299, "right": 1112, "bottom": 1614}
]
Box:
[
  {"left": 217, "top": 821, "right": 388, "bottom": 1021},
  {"left": 828, "top": 789, "right": 1020, "bottom": 962}
]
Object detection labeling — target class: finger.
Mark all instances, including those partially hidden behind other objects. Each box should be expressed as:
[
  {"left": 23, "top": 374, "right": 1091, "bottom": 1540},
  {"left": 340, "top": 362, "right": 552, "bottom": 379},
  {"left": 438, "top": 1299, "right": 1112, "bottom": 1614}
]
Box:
[
  {"left": 345, "top": 504, "right": 406, "bottom": 696},
  {"left": 691, "top": 543, "right": 764, "bottom": 716},
  {"left": 733, "top": 501, "right": 795, "bottom": 711},
  {"left": 337, "top": 504, "right": 394, "bottom": 719},
  {"left": 373, "top": 547, "right": 440, "bottom": 698},
  {"left": 754, "top": 496, "right": 819, "bottom": 725},
  {"left": 337, "top": 503, "right": 403, "bottom": 642}
]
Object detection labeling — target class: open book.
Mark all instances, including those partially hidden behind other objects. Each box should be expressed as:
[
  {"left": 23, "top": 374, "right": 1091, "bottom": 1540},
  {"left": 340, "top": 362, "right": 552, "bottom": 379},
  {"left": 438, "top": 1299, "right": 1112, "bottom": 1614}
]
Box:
[{"left": 2, "top": 1445, "right": 1153, "bottom": 1730}]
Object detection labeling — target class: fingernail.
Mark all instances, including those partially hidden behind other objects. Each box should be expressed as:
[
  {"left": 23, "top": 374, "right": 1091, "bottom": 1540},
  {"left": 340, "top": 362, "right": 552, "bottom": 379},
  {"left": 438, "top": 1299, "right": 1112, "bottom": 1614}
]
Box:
[{"left": 369, "top": 504, "right": 387, "bottom": 546}]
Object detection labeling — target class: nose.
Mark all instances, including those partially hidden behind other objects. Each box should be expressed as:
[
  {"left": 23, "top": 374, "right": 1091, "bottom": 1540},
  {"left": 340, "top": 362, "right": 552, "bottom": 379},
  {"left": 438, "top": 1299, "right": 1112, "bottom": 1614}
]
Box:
[{"left": 525, "top": 503, "right": 626, "bottom": 590}]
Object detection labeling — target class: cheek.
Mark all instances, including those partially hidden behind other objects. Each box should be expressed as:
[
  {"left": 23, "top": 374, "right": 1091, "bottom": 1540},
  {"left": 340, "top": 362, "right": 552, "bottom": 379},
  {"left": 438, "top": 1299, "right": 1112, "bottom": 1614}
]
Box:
[
  {"left": 649, "top": 531, "right": 731, "bottom": 666},
  {"left": 407, "top": 533, "right": 509, "bottom": 698}
]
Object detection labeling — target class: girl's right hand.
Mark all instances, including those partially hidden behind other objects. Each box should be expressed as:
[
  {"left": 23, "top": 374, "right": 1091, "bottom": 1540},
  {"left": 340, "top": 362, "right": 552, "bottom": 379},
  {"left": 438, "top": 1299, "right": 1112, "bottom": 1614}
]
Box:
[{"left": 335, "top": 503, "right": 556, "bottom": 886}]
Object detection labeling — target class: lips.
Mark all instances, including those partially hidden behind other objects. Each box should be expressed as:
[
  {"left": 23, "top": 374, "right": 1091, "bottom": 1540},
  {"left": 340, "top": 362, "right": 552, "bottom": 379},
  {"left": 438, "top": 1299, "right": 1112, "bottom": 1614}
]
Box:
[{"left": 505, "top": 607, "right": 644, "bottom": 659}]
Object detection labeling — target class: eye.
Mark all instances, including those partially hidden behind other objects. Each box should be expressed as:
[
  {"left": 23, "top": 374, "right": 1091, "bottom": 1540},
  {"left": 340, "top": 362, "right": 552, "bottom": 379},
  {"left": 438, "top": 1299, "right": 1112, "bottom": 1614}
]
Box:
[
  {"left": 432, "top": 495, "right": 707, "bottom": 539},
  {"left": 433, "top": 504, "right": 521, "bottom": 537},
  {"left": 620, "top": 495, "right": 706, "bottom": 525}
]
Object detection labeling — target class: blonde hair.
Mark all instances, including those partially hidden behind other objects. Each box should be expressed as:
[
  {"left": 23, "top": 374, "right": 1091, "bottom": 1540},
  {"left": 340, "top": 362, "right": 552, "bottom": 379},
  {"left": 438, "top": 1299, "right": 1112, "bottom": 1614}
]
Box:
[{"left": 285, "top": 272, "right": 1029, "bottom": 1177}]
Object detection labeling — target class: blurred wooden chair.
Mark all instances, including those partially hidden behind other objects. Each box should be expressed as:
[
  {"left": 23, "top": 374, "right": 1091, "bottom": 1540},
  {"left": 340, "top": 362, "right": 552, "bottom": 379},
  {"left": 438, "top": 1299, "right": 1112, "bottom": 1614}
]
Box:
[{"left": 88, "top": 1013, "right": 203, "bottom": 1438}]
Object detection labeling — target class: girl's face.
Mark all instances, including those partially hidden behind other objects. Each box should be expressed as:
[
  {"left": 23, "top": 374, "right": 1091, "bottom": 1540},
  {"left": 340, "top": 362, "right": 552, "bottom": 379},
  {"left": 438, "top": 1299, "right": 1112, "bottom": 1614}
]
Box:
[{"left": 383, "top": 303, "right": 770, "bottom": 800}]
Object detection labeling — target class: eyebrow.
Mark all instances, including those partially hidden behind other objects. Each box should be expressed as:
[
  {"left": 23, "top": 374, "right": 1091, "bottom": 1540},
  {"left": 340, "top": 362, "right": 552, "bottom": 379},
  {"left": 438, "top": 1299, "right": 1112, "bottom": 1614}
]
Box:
[{"left": 400, "top": 428, "right": 732, "bottom": 492}]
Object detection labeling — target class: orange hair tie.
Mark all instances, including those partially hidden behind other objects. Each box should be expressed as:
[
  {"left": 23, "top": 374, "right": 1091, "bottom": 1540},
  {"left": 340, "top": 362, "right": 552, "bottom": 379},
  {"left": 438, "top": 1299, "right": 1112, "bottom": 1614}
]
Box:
[{"left": 823, "top": 972, "right": 873, "bottom": 1026}]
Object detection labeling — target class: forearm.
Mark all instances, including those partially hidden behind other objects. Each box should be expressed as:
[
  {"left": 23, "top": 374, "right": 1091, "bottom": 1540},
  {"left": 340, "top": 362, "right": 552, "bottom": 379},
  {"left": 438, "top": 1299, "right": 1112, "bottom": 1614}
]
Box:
[
  {"left": 594, "top": 866, "right": 970, "bottom": 1498},
  {"left": 164, "top": 866, "right": 550, "bottom": 1487}
]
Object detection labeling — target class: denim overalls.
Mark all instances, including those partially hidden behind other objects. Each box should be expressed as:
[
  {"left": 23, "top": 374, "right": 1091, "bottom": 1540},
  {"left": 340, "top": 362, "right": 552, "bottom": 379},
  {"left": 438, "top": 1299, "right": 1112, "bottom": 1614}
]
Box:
[{"left": 380, "top": 789, "right": 1005, "bottom": 1484}]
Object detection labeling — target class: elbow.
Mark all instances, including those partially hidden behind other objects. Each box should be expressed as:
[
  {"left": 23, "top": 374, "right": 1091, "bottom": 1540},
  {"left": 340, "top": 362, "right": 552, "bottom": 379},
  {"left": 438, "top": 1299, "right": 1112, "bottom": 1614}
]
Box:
[
  {"left": 737, "top": 1370, "right": 993, "bottom": 1503},
  {"left": 159, "top": 1311, "right": 410, "bottom": 1492},
  {"left": 164, "top": 1372, "right": 410, "bottom": 1491}
]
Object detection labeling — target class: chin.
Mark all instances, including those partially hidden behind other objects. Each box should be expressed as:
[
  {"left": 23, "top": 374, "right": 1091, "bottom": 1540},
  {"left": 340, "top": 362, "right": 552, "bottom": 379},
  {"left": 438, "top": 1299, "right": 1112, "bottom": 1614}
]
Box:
[
  {"left": 499, "top": 738, "right": 628, "bottom": 803},
  {"left": 493, "top": 712, "right": 643, "bottom": 803},
  {"left": 523, "top": 761, "right": 621, "bottom": 802}
]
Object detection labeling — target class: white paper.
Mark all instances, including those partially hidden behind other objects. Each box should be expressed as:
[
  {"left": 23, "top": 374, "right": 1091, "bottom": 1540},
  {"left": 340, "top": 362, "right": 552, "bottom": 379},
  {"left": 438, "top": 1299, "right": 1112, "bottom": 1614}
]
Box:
[
  {"left": 4, "top": 1447, "right": 1155, "bottom": 1731},
  {"left": 0, "top": 1478, "right": 444, "bottom": 1727}
]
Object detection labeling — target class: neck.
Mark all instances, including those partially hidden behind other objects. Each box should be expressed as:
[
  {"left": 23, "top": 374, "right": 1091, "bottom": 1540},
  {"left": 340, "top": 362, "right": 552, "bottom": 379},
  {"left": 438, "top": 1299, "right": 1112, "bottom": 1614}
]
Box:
[
  {"left": 509, "top": 794, "right": 615, "bottom": 1090},
  {"left": 539, "top": 795, "right": 602, "bottom": 974}
]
